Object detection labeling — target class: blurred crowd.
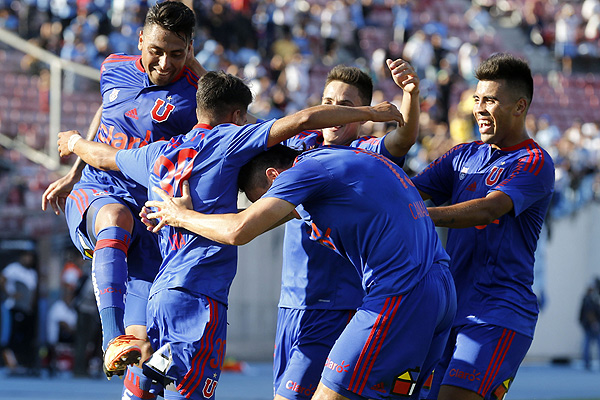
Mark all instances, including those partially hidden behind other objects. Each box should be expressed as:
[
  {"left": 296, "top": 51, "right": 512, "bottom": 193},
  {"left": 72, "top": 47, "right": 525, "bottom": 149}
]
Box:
[
  {"left": 0, "top": 0, "right": 598, "bottom": 227},
  {"left": 0, "top": 0, "right": 598, "bottom": 376}
]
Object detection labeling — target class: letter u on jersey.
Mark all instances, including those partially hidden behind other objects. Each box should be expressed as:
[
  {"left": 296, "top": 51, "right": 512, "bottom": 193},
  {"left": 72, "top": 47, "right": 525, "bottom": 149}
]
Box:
[{"left": 151, "top": 98, "right": 175, "bottom": 122}]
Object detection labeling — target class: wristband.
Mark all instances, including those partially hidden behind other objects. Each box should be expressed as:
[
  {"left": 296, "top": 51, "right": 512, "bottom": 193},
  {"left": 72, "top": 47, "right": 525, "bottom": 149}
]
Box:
[{"left": 67, "top": 134, "right": 82, "bottom": 152}]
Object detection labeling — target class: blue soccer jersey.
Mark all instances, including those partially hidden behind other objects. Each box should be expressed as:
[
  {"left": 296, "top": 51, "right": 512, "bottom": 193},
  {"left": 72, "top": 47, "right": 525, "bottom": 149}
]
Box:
[
  {"left": 75, "top": 53, "right": 200, "bottom": 209},
  {"left": 263, "top": 145, "right": 449, "bottom": 299},
  {"left": 115, "top": 120, "right": 275, "bottom": 305},
  {"left": 279, "top": 134, "right": 407, "bottom": 309},
  {"left": 412, "top": 139, "right": 555, "bottom": 337}
]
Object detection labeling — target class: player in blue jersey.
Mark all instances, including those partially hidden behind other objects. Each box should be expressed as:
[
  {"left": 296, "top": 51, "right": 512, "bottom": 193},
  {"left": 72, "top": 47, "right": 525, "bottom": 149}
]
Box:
[
  {"left": 274, "top": 59, "right": 420, "bottom": 400},
  {"left": 412, "top": 53, "right": 555, "bottom": 400},
  {"left": 41, "top": 1, "right": 205, "bottom": 385},
  {"left": 142, "top": 144, "right": 457, "bottom": 400},
  {"left": 56, "top": 71, "right": 406, "bottom": 400}
]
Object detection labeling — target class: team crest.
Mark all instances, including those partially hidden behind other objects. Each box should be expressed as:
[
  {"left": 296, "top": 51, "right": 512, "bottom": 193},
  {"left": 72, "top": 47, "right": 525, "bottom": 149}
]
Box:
[
  {"left": 151, "top": 98, "right": 176, "bottom": 122},
  {"left": 459, "top": 166, "right": 469, "bottom": 180},
  {"left": 109, "top": 88, "right": 120, "bottom": 102},
  {"left": 485, "top": 166, "right": 505, "bottom": 186}
]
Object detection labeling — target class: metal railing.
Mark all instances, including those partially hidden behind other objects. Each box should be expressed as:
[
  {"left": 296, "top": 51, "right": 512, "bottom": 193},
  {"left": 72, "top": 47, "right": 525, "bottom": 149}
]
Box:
[{"left": 0, "top": 27, "right": 100, "bottom": 172}]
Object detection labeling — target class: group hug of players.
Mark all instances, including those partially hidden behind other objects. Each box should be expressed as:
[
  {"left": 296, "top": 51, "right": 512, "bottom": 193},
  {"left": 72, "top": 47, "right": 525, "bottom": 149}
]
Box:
[{"left": 41, "top": 2, "right": 554, "bottom": 400}]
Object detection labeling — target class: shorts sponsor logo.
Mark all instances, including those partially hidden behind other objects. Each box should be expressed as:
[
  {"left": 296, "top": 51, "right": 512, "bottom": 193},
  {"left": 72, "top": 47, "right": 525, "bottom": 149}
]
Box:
[
  {"left": 285, "top": 380, "right": 316, "bottom": 396},
  {"left": 449, "top": 368, "right": 481, "bottom": 382},
  {"left": 324, "top": 357, "right": 350, "bottom": 373},
  {"left": 391, "top": 368, "right": 419, "bottom": 396},
  {"left": 492, "top": 378, "right": 512, "bottom": 400}
]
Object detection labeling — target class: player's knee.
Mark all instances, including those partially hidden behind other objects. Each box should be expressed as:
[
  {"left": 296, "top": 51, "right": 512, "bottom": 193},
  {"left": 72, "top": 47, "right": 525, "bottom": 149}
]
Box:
[{"left": 95, "top": 203, "right": 135, "bottom": 234}]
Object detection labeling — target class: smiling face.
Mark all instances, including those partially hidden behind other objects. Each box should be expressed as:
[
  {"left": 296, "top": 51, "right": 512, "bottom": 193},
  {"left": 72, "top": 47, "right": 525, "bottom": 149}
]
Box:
[
  {"left": 321, "top": 80, "right": 366, "bottom": 146},
  {"left": 473, "top": 79, "right": 527, "bottom": 148},
  {"left": 138, "top": 24, "right": 191, "bottom": 86}
]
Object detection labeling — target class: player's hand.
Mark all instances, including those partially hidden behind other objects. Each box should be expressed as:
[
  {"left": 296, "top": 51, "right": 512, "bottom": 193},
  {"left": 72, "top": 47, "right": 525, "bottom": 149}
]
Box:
[
  {"left": 370, "top": 101, "right": 405, "bottom": 126},
  {"left": 387, "top": 58, "right": 420, "bottom": 95},
  {"left": 41, "top": 165, "right": 82, "bottom": 215},
  {"left": 145, "top": 180, "right": 194, "bottom": 232},
  {"left": 185, "top": 45, "right": 208, "bottom": 77},
  {"left": 139, "top": 206, "right": 158, "bottom": 232},
  {"left": 57, "top": 130, "right": 82, "bottom": 157}
]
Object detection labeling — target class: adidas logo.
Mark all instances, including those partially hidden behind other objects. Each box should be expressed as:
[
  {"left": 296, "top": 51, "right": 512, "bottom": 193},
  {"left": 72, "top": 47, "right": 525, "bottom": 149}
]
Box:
[
  {"left": 125, "top": 108, "right": 138, "bottom": 120},
  {"left": 371, "top": 382, "right": 386, "bottom": 393},
  {"left": 466, "top": 182, "right": 477, "bottom": 192}
]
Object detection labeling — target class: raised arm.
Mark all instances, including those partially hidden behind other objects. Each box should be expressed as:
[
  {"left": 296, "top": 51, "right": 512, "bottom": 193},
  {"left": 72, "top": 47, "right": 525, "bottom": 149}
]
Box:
[
  {"left": 42, "top": 105, "right": 103, "bottom": 215},
  {"left": 383, "top": 58, "right": 420, "bottom": 158},
  {"left": 267, "top": 102, "right": 405, "bottom": 147},
  {"left": 57, "top": 130, "right": 120, "bottom": 171},
  {"left": 427, "top": 190, "right": 514, "bottom": 228}
]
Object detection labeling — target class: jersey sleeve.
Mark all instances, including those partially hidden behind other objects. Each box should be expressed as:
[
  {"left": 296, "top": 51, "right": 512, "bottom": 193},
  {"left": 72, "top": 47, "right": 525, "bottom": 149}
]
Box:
[
  {"left": 115, "top": 140, "right": 168, "bottom": 188},
  {"left": 351, "top": 136, "right": 405, "bottom": 166},
  {"left": 411, "top": 144, "right": 466, "bottom": 205},
  {"left": 222, "top": 119, "right": 276, "bottom": 166},
  {"left": 263, "top": 157, "right": 329, "bottom": 206},
  {"left": 491, "top": 148, "right": 555, "bottom": 216}
]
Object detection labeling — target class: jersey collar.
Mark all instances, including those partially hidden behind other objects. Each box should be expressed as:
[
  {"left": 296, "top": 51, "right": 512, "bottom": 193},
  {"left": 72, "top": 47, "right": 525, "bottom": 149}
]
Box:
[
  {"left": 498, "top": 138, "right": 535, "bottom": 152},
  {"left": 194, "top": 123, "right": 213, "bottom": 130}
]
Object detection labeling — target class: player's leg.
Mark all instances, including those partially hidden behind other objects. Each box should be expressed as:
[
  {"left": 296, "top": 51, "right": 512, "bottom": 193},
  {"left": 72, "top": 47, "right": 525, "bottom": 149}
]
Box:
[
  {"left": 144, "top": 288, "right": 227, "bottom": 400},
  {"left": 434, "top": 323, "right": 532, "bottom": 400},
  {"left": 317, "top": 263, "right": 455, "bottom": 400},
  {"left": 65, "top": 191, "right": 145, "bottom": 377},
  {"left": 274, "top": 308, "right": 355, "bottom": 400},
  {"left": 90, "top": 202, "right": 149, "bottom": 376}
]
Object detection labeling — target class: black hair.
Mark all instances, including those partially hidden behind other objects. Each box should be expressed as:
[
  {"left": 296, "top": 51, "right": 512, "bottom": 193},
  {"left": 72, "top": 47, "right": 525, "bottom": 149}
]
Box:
[
  {"left": 145, "top": 1, "right": 196, "bottom": 43},
  {"left": 325, "top": 65, "right": 373, "bottom": 106},
  {"left": 475, "top": 53, "right": 534, "bottom": 106},
  {"left": 196, "top": 71, "right": 253, "bottom": 120},
  {"left": 238, "top": 145, "right": 301, "bottom": 195}
]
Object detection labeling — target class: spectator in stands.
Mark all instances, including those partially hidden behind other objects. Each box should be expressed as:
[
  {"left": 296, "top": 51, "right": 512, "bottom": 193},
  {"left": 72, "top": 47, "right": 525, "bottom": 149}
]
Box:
[
  {"left": 0, "top": 250, "right": 38, "bottom": 375},
  {"left": 579, "top": 283, "right": 600, "bottom": 370}
]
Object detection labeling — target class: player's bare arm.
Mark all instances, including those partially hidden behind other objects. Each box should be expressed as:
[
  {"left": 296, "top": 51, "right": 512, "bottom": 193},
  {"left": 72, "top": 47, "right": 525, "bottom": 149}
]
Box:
[
  {"left": 146, "top": 185, "right": 295, "bottom": 245},
  {"left": 268, "top": 102, "right": 405, "bottom": 147},
  {"left": 383, "top": 58, "right": 420, "bottom": 158},
  {"left": 41, "top": 105, "right": 103, "bottom": 215},
  {"left": 57, "top": 130, "right": 120, "bottom": 171},
  {"left": 427, "top": 190, "right": 514, "bottom": 228}
]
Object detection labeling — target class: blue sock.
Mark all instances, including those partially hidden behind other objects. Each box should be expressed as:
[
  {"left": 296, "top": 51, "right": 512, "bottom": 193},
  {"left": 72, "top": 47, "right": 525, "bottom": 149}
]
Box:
[
  {"left": 122, "top": 365, "right": 159, "bottom": 400},
  {"left": 92, "top": 226, "right": 131, "bottom": 351}
]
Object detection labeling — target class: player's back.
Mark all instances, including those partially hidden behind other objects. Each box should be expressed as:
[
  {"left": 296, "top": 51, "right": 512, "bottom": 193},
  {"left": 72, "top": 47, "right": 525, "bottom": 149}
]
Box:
[{"left": 270, "top": 145, "right": 449, "bottom": 299}]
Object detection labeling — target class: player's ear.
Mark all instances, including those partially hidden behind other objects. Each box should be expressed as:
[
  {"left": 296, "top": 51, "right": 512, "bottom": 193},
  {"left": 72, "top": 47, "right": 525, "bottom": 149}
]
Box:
[
  {"left": 265, "top": 167, "right": 280, "bottom": 183},
  {"left": 515, "top": 97, "right": 527, "bottom": 116}
]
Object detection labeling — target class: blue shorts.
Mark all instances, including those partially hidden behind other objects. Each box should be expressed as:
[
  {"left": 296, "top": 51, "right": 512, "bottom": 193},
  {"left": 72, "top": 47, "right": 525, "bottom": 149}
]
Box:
[
  {"left": 65, "top": 187, "right": 161, "bottom": 285},
  {"left": 424, "top": 323, "right": 532, "bottom": 400},
  {"left": 274, "top": 308, "right": 355, "bottom": 399},
  {"left": 321, "top": 263, "right": 456, "bottom": 400},
  {"left": 146, "top": 289, "right": 227, "bottom": 400}
]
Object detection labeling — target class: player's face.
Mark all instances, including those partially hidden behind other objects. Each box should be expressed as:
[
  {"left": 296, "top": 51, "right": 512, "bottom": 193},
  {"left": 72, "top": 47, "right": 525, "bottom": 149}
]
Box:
[
  {"left": 473, "top": 79, "right": 522, "bottom": 148},
  {"left": 321, "top": 81, "right": 365, "bottom": 146},
  {"left": 138, "top": 24, "right": 191, "bottom": 86}
]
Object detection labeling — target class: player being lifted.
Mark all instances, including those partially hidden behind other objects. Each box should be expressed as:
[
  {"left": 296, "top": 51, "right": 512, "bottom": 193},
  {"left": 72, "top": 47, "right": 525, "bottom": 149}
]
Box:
[{"left": 41, "top": 1, "right": 206, "bottom": 392}]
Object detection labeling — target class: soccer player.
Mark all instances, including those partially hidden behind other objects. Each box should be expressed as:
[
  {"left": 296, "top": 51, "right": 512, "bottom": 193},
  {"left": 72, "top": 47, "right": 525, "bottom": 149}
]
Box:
[
  {"left": 412, "top": 53, "right": 555, "bottom": 400},
  {"left": 41, "top": 1, "right": 204, "bottom": 386},
  {"left": 274, "top": 59, "right": 420, "bottom": 400},
  {"left": 56, "top": 71, "right": 406, "bottom": 400},
  {"left": 142, "top": 144, "right": 457, "bottom": 400}
]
